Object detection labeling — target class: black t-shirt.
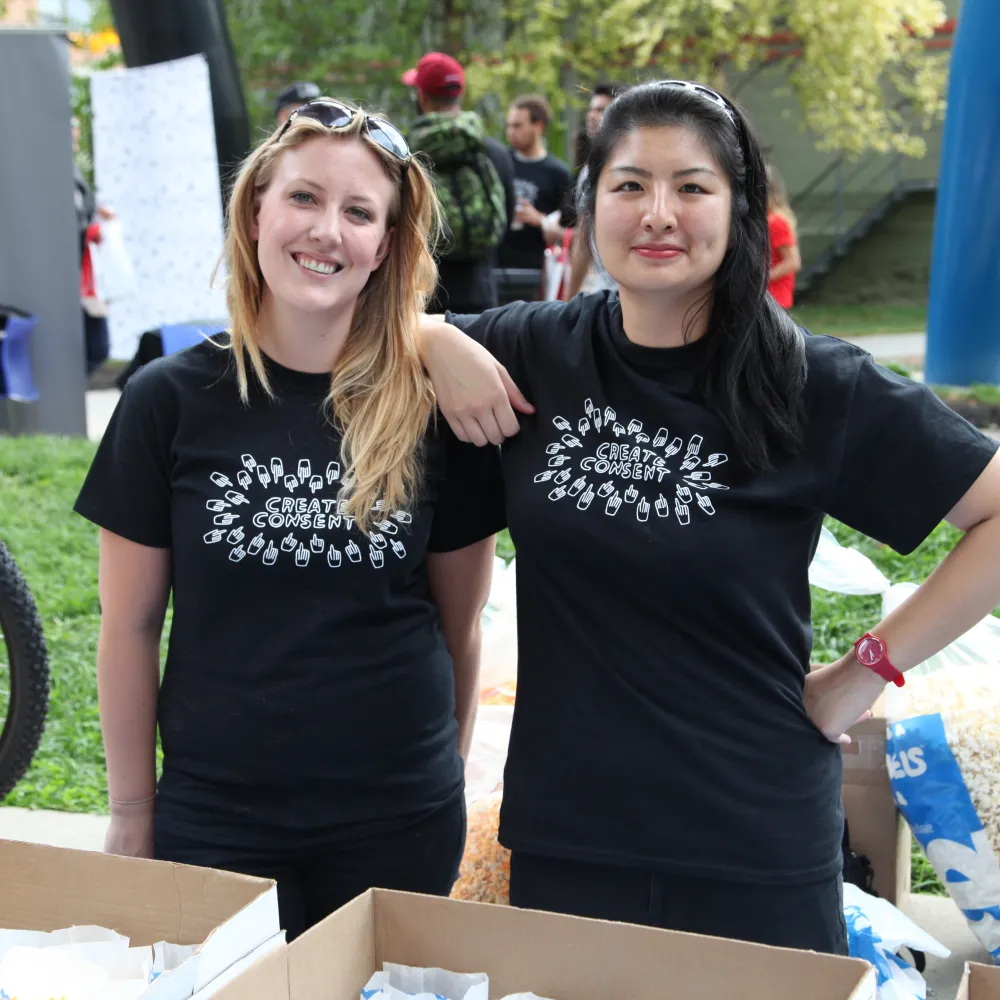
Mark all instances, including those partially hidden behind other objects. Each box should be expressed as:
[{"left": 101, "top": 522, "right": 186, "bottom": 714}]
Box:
[
  {"left": 447, "top": 292, "right": 998, "bottom": 885},
  {"left": 431, "top": 137, "right": 517, "bottom": 314},
  {"left": 74, "top": 341, "right": 504, "bottom": 847},
  {"left": 498, "top": 152, "right": 573, "bottom": 272}
]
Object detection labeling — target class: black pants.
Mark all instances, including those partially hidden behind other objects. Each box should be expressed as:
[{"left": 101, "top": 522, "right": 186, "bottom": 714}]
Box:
[
  {"left": 83, "top": 310, "right": 109, "bottom": 375},
  {"left": 509, "top": 852, "right": 847, "bottom": 955},
  {"left": 155, "top": 798, "right": 466, "bottom": 941}
]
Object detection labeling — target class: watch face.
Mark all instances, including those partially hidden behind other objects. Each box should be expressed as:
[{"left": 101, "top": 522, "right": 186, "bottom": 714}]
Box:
[{"left": 856, "top": 635, "right": 884, "bottom": 667}]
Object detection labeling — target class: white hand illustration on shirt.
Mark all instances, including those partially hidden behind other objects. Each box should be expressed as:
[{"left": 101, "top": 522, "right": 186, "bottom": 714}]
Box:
[
  {"left": 295, "top": 544, "right": 310, "bottom": 567},
  {"left": 256, "top": 465, "right": 271, "bottom": 487},
  {"left": 248, "top": 533, "right": 265, "bottom": 555},
  {"left": 210, "top": 472, "right": 233, "bottom": 488},
  {"left": 326, "top": 461, "right": 341, "bottom": 484},
  {"left": 241, "top": 453, "right": 256, "bottom": 471},
  {"left": 637, "top": 498, "right": 650, "bottom": 522},
  {"left": 229, "top": 545, "right": 246, "bottom": 562},
  {"left": 391, "top": 539, "right": 407, "bottom": 559},
  {"left": 605, "top": 493, "right": 622, "bottom": 516},
  {"left": 577, "top": 484, "right": 595, "bottom": 510},
  {"left": 624, "top": 486, "right": 639, "bottom": 504},
  {"left": 238, "top": 471, "right": 252, "bottom": 490},
  {"left": 697, "top": 495, "right": 716, "bottom": 515},
  {"left": 346, "top": 540, "right": 362, "bottom": 563},
  {"left": 327, "top": 545, "right": 342, "bottom": 568},
  {"left": 204, "top": 529, "right": 224, "bottom": 544},
  {"left": 370, "top": 548, "right": 384, "bottom": 569},
  {"left": 655, "top": 495, "right": 669, "bottom": 518},
  {"left": 370, "top": 532, "right": 387, "bottom": 550},
  {"left": 310, "top": 533, "right": 325, "bottom": 554},
  {"left": 270, "top": 458, "right": 284, "bottom": 481},
  {"left": 281, "top": 533, "right": 297, "bottom": 552},
  {"left": 263, "top": 541, "right": 278, "bottom": 566},
  {"left": 284, "top": 475, "right": 298, "bottom": 492},
  {"left": 297, "top": 459, "right": 311, "bottom": 482}
]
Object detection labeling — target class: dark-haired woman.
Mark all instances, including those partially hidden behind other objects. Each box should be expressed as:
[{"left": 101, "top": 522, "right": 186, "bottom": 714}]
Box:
[{"left": 416, "top": 80, "right": 1000, "bottom": 954}]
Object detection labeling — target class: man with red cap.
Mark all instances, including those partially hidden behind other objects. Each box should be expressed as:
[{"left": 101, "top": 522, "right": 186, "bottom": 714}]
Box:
[{"left": 403, "top": 53, "right": 515, "bottom": 314}]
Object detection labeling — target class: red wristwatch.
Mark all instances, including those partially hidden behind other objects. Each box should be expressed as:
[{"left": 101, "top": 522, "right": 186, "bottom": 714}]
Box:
[{"left": 853, "top": 633, "right": 905, "bottom": 687}]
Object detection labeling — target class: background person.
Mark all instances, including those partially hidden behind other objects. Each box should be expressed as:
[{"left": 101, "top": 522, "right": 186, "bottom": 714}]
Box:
[
  {"left": 498, "top": 94, "right": 572, "bottom": 283},
  {"left": 404, "top": 52, "right": 515, "bottom": 314},
  {"left": 766, "top": 163, "right": 801, "bottom": 309}
]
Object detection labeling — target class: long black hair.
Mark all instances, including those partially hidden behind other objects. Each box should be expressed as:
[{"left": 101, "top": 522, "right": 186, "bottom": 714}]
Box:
[{"left": 578, "top": 80, "right": 806, "bottom": 472}]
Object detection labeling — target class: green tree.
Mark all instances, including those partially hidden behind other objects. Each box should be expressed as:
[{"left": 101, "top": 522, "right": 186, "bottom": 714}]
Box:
[
  {"left": 222, "top": 0, "right": 506, "bottom": 137},
  {"left": 464, "top": 0, "right": 949, "bottom": 157}
]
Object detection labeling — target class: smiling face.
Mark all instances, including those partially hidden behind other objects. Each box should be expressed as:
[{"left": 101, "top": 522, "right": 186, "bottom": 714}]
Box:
[
  {"left": 593, "top": 125, "right": 732, "bottom": 300},
  {"left": 253, "top": 134, "right": 396, "bottom": 320}
]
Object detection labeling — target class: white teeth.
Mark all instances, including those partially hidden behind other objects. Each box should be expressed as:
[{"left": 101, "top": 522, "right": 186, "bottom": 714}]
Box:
[{"left": 296, "top": 255, "right": 341, "bottom": 275}]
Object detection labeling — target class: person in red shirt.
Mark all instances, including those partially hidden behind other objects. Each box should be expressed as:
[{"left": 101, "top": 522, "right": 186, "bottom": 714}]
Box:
[{"left": 766, "top": 165, "right": 800, "bottom": 309}]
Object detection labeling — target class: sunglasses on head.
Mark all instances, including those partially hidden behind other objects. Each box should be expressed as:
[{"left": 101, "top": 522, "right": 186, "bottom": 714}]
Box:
[
  {"left": 277, "top": 98, "right": 411, "bottom": 163},
  {"left": 656, "top": 80, "right": 738, "bottom": 127}
]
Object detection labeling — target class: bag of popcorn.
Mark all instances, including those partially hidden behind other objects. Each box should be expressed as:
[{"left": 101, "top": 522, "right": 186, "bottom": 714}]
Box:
[{"left": 810, "top": 528, "right": 1000, "bottom": 964}]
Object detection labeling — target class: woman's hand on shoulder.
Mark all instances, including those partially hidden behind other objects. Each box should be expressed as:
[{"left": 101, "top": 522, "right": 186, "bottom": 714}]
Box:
[{"left": 421, "top": 316, "right": 534, "bottom": 446}]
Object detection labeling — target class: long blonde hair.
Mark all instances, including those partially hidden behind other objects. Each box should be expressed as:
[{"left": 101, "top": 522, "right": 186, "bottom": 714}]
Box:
[
  {"left": 766, "top": 163, "right": 797, "bottom": 239},
  {"left": 220, "top": 109, "right": 441, "bottom": 532}
]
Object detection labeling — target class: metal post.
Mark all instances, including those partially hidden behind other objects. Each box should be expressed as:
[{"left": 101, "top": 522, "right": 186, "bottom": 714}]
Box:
[
  {"left": 0, "top": 30, "right": 87, "bottom": 437},
  {"left": 925, "top": 0, "right": 1000, "bottom": 386}
]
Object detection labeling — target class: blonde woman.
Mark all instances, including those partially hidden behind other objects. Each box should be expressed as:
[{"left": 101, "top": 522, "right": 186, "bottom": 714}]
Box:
[
  {"left": 766, "top": 164, "right": 801, "bottom": 309},
  {"left": 74, "top": 100, "right": 505, "bottom": 939}
]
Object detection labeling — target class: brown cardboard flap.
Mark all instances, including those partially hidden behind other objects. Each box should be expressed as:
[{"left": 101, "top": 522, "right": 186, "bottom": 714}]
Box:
[
  {"left": 965, "top": 963, "right": 1000, "bottom": 1000},
  {"left": 0, "top": 839, "right": 270, "bottom": 946},
  {"left": 370, "top": 891, "right": 869, "bottom": 1000}
]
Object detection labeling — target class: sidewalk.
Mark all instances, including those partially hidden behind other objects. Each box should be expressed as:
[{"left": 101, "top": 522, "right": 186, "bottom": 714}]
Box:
[{"left": 842, "top": 331, "right": 926, "bottom": 364}]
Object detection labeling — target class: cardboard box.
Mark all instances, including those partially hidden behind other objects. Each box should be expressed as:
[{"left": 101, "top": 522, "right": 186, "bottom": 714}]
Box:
[
  {"left": 958, "top": 962, "right": 1000, "bottom": 1000},
  {"left": 212, "top": 888, "right": 877, "bottom": 1000},
  {"left": 843, "top": 697, "right": 912, "bottom": 904},
  {"left": 0, "top": 838, "right": 280, "bottom": 999}
]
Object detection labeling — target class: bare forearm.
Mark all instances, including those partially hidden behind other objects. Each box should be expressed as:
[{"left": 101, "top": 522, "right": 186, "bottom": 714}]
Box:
[
  {"left": 769, "top": 260, "right": 797, "bottom": 280},
  {"left": 872, "top": 516, "right": 1000, "bottom": 672},
  {"left": 97, "top": 623, "right": 160, "bottom": 801},
  {"left": 451, "top": 625, "right": 483, "bottom": 759}
]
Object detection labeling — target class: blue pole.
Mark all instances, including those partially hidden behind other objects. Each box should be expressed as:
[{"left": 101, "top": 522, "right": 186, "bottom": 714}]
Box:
[{"left": 924, "top": 0, "right": 1000, "bottom": 387}]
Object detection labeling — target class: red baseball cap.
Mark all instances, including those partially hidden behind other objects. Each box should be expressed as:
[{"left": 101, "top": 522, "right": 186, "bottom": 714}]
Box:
[{"left": 402, "top": 52, "right": 465, "bottom": 97}]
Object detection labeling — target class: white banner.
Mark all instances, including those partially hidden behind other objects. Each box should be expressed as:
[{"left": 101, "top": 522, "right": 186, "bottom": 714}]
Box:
[{"left": 91, "top": 54, "right": 229, "bottom": 360}]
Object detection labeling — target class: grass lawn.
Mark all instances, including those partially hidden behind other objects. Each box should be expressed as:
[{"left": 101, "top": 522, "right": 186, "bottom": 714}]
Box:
[
  {"left": 0, "top": 435, "right": 984, "bottom": 895},
  {"left": 790, "top": 303, "right": 927, "bottom": 338}
]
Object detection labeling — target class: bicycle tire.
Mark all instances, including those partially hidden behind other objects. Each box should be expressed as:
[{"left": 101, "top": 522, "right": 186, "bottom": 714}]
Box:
[{"left": 0, "top": 539, "right": 49, "bottom": 799}]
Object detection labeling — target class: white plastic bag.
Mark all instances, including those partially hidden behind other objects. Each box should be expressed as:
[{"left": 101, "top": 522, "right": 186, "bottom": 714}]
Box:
[
  {"left": 360, "top": 964, "right": 552, "bottom": 1000},
  {"left": 810, "top": 528, "right": 1000, "bottom": 963},
  {"left": 362, "top": 964, "right": 488, "bottom": 1000},
  {"left": 843, "top": 882, "right": 949, "bottom": 1000},
  {"left": 89, "top": 218, "right": 137, "bottom": 303}
]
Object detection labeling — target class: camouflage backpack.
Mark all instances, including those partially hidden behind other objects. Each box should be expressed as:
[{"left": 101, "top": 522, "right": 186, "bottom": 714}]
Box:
[{"left": 409, "top": 111, "right": 507, "bottom": 261}]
